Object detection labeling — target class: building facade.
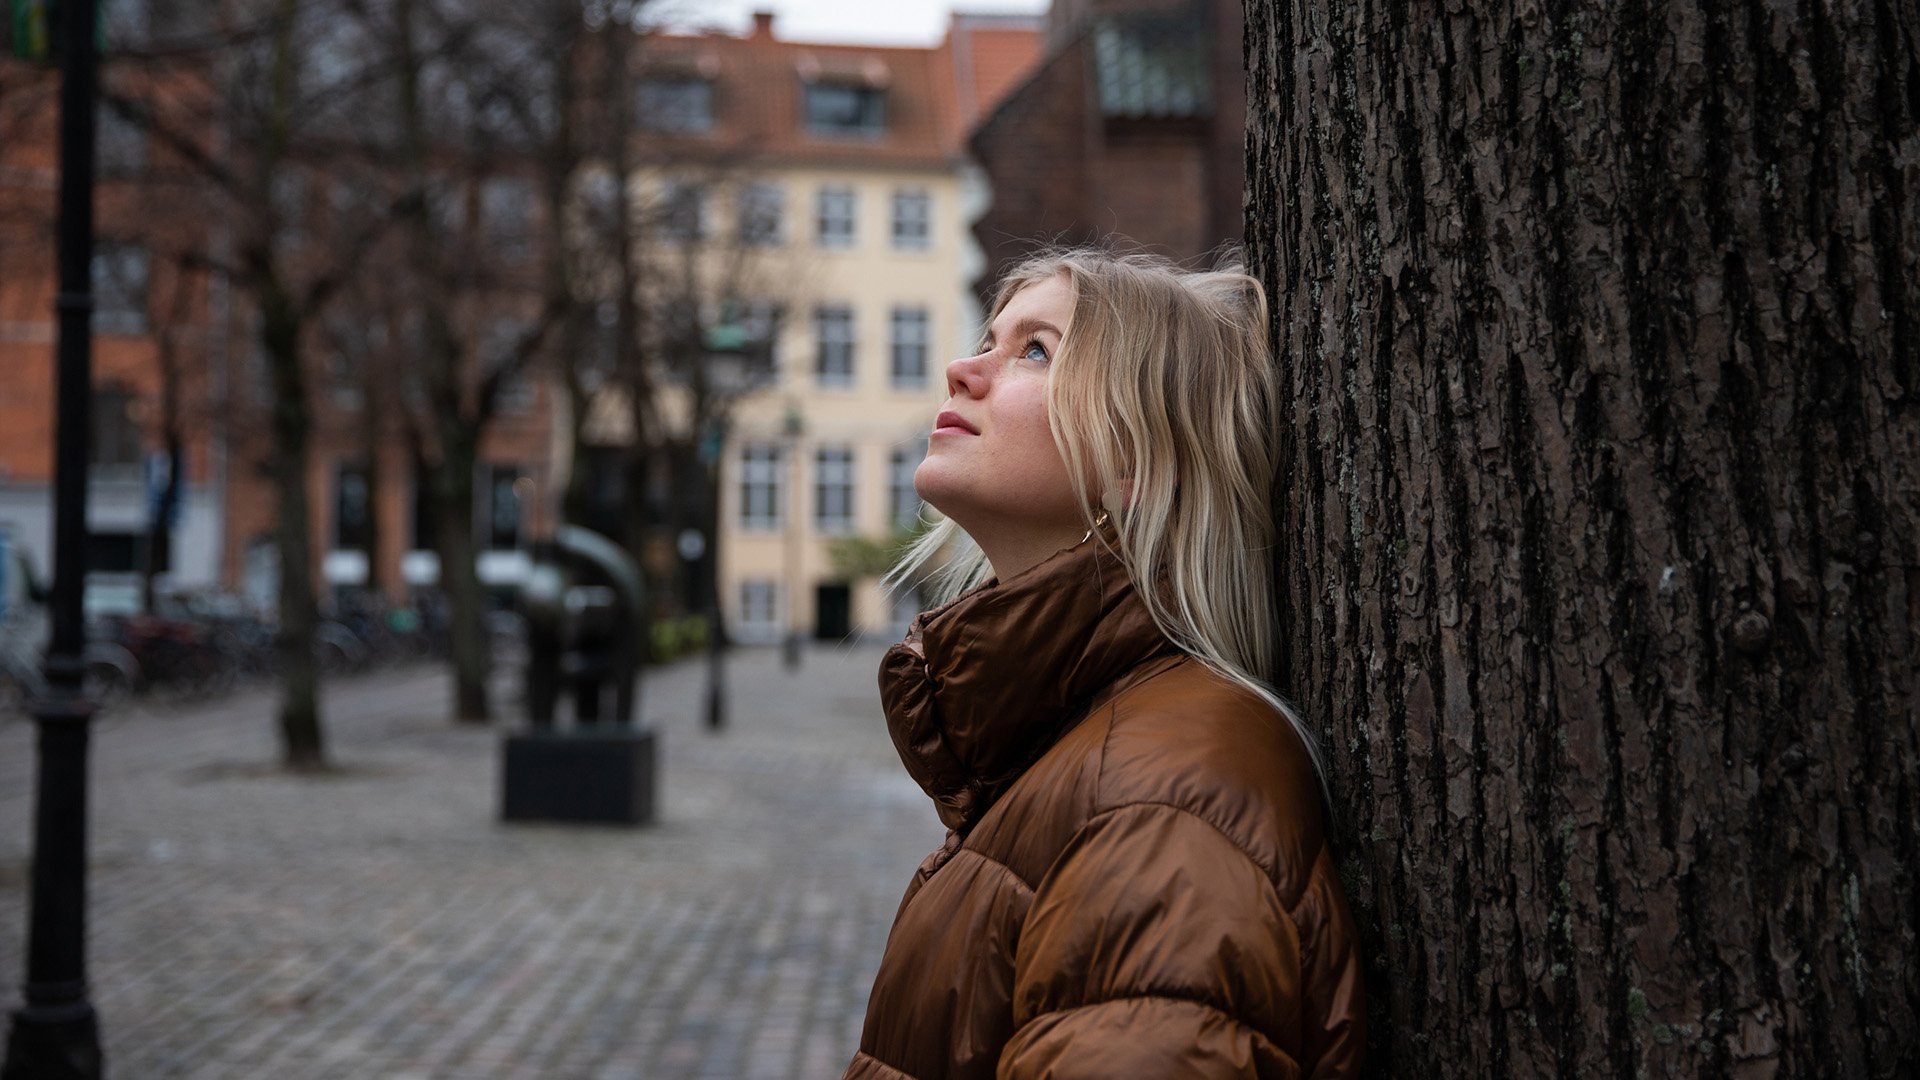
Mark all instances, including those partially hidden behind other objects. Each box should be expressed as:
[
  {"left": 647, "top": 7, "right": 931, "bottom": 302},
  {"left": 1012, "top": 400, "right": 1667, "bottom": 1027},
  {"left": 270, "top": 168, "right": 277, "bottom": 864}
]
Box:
[
  {"left": 629, "top": 11, "right": 1042, "bottom": 644},
  {"left": 0, "top": 47, "right": 229, "bottom": 614},
  {"left": 969, "top": 0, "right": 1247, "bottom": 293}
]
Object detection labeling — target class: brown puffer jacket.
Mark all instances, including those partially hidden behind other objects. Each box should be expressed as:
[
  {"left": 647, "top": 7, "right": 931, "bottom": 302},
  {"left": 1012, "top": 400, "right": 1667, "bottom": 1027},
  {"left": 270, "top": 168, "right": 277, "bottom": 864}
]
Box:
[{"left": 844, "top": 536, "right": 1365, "bottom": 1080}]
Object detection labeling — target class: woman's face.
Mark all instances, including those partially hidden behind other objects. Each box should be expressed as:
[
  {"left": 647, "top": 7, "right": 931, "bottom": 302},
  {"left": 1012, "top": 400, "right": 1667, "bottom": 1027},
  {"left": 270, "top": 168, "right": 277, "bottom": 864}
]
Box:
[{"left": 915, "top": 273, "right": 1084, "bottom": 565}]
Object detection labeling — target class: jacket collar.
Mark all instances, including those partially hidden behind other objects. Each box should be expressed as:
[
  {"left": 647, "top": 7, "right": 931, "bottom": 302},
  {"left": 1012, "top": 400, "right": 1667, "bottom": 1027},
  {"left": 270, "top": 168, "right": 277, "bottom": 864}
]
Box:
[{"left": 879, "top": 531, "right": 1176, "bottom": 832}]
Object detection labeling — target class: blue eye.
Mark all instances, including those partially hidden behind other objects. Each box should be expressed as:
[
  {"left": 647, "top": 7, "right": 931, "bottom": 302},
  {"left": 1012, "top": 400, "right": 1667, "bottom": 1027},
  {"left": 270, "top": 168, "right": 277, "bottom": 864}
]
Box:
[{"left": 1021, "top": 340, "right": 1050, "bottom": 363}]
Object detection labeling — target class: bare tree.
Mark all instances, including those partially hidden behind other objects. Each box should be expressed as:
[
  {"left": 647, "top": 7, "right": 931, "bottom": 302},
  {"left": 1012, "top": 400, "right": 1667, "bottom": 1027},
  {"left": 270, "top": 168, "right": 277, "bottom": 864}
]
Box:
[
  {"left": 94, "top": 0, "right": 413, "bottom": 767},
  {"left": 381, "top": 0, "right": 589, "bottom": 722},
  {"left": 1244, "top": 1, "right": 1918, "bottom": 1075}
]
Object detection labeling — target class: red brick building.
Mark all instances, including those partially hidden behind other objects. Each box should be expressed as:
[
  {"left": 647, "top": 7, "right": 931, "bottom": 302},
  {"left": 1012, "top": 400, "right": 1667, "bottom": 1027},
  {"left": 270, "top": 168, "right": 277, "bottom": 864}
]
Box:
[
  {"left": 968, "top": 0, "right": 1248, "bottom": 291},
  {"left": 0, "top": 49, "right": 230, "bottom": 610},
  {"left": 0, "top": 45, "right": 559, "bottom": 613}
]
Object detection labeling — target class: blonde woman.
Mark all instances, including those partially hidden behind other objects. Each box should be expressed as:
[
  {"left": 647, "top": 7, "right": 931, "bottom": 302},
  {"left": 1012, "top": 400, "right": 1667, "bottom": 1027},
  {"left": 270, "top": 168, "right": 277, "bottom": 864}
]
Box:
[{"left": 844, "top": 250, "right": 1365, "bottom": 1079}]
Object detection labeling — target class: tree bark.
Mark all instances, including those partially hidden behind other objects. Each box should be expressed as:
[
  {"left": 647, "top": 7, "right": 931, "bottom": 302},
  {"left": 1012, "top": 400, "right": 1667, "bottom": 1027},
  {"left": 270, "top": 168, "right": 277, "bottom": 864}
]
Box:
[
  {"left": 262, "top": 280, "right": 325, "bottom": 769},
  {"left": 1244, "top": 1, "right": 1917, "bottom": 1076},
  {"left": 256, "top": 0, "right": 326, "bottom": 771},
  {"left": 432, "top": 413, "right": 491, "bottom": 724}
]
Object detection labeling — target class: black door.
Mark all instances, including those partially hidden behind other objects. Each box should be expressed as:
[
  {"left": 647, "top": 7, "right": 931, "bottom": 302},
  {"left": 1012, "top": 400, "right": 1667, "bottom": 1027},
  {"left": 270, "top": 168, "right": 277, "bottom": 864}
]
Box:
[{"left": 814, "top": 582, "right": 851, "bottom": 641}]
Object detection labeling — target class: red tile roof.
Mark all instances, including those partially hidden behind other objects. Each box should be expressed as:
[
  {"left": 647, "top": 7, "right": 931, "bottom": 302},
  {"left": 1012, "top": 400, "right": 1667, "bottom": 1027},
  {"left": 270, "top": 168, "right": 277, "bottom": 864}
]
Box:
[{"left": 633, "top": 12, "right": 1042, "bottom": 170}]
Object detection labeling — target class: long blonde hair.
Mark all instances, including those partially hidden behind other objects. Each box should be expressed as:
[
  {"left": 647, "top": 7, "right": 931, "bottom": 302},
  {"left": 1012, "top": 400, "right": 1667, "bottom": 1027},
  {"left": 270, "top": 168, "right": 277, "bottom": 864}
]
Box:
[{"left": 887, "top": 248, "right": 1325, "bottom": 784}]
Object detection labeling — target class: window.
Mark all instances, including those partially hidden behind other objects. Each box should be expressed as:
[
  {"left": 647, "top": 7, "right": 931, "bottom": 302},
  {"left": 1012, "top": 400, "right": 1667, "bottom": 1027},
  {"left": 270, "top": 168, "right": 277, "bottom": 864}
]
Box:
[
  {"left": 335, "top": 463, "right": 372, "bottom": 551},
  {"left": 411, "top": 466, "right": 438, "bottom": 553},
  {"left": 323, "top": 314, "right": 377, "bottom": 411},
  {"left": 427, "top": 179, "right": 465, "bottom": 237},
  {"left": 731, "top": 299, "right": 783, "bottom": 373},
  {"left": 803, "top": 82, "right": 885, "bottom": 136},
  {"left": 577, "top": 169, "right": 620, "bottom": 233},
  {"left": 660, "top": 179, "right": 706, "bottom": 241},
  {"left": 90, "top": 383, "right": 143, "bottom": 472},
  {"left": 889, "top": 306, "right": 928, "bottom": 388},
  {"left": 102, "top": 0, "right": 150, "bottom": 48},
  {"left": 738, "top": 443, "right": 783, "bottom": 530},
  {"left": 815, "top": 445, "right": 855, "bottom": 533},
  {"left": 97, "top": 103, "right": 146, "bottom": 174},
  {"left": 815, "top": 186, "right": 856, "bottom": 249},
  {"left": 814, "top": 305, "right": 855, "bottom": 387},
  {"left": 485, "top": 465, "right": 525, "bottom": 550},
  {"left": 91, "top": 244, "right": 149, "bottom": 335},
  {"left": 482, "top": 317, "right": 536, "bottom": 413},
  {"left": 891, "top": 189, "right": 930, "bottom": 250},
  {"left": 87, "top": 532, "right": 143, "bottom": 574},
  {"left": 657, "top": 298, "right": 702, "bottom": 384},
  {"left": 637, "top": 77, "right": 713, "bottom": 133},
  {"left": 481, "top": 176, "right": 535, "bottom": 263},
  {"left": 736, "top": 182, "right": 783, "bottom": 246},
  {"left": 738, "top": 579, "right": 779, "bottom": 642},
  {"left": 890, "top": 440, "right": 925, "bottom": 528},
  {"left": 323, "top": 350, "right": 362, "bottom": 411}
]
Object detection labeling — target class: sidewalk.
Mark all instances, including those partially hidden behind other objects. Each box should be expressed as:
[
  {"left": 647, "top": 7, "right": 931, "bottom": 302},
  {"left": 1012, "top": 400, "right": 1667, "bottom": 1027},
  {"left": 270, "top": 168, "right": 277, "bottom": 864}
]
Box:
[{"left": 0, "top": 643, "right": 945, "bottom": 1079}]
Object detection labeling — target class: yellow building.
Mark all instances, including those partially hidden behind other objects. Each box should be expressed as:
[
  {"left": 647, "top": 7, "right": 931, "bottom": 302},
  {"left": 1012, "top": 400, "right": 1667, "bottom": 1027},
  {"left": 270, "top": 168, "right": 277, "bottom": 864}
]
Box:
[{"left": 630, "top": 11, "right": 1043, "bottom": 643}]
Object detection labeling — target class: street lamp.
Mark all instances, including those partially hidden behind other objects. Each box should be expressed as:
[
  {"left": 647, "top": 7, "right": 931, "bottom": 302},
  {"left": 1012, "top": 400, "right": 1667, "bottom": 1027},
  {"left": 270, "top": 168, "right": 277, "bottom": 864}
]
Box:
[
  {"left": 696, "top": 314, "right": 762, "bottom": 731},
  {"left": 781, "top": 403, "right": 804, "bottom": 672},
  {"left": 4, "top": 0, "right": 107, "bottom": 1076}
]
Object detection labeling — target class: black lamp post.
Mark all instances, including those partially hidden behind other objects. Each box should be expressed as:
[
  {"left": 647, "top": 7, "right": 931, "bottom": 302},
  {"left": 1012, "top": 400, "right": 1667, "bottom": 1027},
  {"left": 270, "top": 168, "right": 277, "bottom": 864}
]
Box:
[
  {"left": 3, "top": 0, "right": 107, "bottom": 1075},
  {"left": 697, "top": 320, "right": 754, "bottom": 732},
  {"left": 780, "top": 403, "right": 804, "bottom": 672}
]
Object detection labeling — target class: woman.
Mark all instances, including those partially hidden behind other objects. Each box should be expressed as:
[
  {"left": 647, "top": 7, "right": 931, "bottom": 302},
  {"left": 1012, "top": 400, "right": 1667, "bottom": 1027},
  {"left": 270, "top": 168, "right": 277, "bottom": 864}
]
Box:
[{"left": 843, "top": 250, "right": 1365, "bottom": 1079}]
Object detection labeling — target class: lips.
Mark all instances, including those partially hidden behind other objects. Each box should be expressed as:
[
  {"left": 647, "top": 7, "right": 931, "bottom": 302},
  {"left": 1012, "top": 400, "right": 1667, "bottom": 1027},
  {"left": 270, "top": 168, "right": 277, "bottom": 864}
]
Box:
[{"left": 933, "top": 410, "right": 979, "bottom": 435}]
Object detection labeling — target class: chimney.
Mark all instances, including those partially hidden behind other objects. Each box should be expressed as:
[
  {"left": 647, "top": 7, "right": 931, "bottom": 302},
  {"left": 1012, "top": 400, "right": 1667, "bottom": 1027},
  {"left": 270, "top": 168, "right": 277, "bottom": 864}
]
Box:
[{"left": 750, "top": 10, "right": 775, "bottom": 38}]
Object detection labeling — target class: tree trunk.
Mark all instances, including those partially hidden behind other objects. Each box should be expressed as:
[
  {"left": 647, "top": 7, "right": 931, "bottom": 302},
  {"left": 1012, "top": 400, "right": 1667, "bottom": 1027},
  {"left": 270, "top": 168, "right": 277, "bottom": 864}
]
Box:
[
  {"left": 262, "top": 284, "right": 326, "bottom": 769},
  {"left": 1244, "top": 2, "right": 1917, "bottom": 1076},
  {"left": 361, "top": 405, "right": 387, "bottom": 599},
  {"left": 435, "top": 426, "right": 490, "bottom": 724}
]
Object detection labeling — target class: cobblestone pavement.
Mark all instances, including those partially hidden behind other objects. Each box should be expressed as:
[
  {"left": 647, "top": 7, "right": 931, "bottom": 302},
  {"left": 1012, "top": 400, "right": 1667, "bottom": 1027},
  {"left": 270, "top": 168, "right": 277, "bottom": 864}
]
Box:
[{"left": 0, "top": 643, "right": 945, "bottom": 1079}]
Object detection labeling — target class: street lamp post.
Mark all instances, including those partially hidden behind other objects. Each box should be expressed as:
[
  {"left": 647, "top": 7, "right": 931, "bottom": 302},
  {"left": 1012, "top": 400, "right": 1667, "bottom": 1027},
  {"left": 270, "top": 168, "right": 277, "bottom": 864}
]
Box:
[
  {"left": 698, "top": 321, "right": 756, "bottom": 732},
  {"left": 4, "top": 0, "right": 107, "bottom": 1075},
  {"left": 781, "top": 404, "right": 804, "bottom": 672}
]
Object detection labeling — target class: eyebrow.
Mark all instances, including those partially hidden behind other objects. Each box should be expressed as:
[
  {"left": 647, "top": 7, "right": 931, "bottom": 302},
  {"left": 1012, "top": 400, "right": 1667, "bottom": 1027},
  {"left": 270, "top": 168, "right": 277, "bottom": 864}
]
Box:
[{"left": 982, "top": 317, "right": 1064, "bottom": 345}]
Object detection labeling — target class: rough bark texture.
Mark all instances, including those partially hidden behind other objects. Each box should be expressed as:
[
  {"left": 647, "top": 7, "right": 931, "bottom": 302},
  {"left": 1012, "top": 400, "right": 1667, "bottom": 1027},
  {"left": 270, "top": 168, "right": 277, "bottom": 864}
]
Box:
[
  {"left": 1244, "top": 1, "right": 1918, "bottom": 1076},
  {"left": 262, "top": 281, "right": 325, "bottom": 769},
  {"left": 432, "top": 421, "right": 490, "bottom": 725}
]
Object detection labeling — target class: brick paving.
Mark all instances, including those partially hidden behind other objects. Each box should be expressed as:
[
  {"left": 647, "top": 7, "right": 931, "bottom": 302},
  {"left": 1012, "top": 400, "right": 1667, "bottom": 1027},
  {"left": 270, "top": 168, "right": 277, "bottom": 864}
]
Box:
[{"left": 0, "top": 643, "right": 945, "bottom": 1079}]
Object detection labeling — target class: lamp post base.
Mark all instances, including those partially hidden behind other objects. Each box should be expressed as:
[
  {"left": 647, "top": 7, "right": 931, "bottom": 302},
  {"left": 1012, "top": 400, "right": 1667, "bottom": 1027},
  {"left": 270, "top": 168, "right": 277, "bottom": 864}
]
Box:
[{"left": 3, "top": 1000, "right": 103, "bottom": 1080}]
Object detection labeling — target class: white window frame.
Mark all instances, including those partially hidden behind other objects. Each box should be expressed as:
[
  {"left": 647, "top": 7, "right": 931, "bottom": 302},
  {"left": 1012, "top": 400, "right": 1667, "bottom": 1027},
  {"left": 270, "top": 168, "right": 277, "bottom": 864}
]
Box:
[
  {"left": 815, "top": 305, "right": 856, "bottom": 388},
  {"left": 737, "top": 181, "right": 784, "bottom": 246},
  {"left": 891, "top": 188, "right": 930, "bottom": 250},
  {"left": 737, "top": 579, "right": 781, "bottom": 643},
  {"left": 816, "top": 186, "right": 856, "bottom": 249},
  {"left": 889, "top": 306, "right": 929, "bottom": 388},
  {"left": 814, "top": 445, "right": 856, "bottom": 534},
  {"left": 739, "top": 443, "right": 783, "bottom": 530}
]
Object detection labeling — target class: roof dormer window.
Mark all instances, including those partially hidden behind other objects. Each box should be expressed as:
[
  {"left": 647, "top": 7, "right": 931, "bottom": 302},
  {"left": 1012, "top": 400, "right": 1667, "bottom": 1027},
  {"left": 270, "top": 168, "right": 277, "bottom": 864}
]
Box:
[
  {"left": 638, "top": 75, "right": 714, "bottom": 133},
  {"left": 803, "top": 81, "right": 886, "bottom": 137}
]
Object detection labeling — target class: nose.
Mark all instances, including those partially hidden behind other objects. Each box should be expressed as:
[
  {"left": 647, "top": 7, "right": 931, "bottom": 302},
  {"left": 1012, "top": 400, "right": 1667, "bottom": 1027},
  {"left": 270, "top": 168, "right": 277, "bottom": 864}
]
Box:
[{"left": 945, "top": 350, "right": 992, "bottom": 399}]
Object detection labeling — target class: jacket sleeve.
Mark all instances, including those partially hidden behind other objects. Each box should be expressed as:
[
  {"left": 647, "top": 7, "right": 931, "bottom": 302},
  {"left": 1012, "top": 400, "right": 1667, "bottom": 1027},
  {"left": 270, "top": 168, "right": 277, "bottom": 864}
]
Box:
[{"left": 998, "top": 801, "right": 1362, "bottom": 1080}]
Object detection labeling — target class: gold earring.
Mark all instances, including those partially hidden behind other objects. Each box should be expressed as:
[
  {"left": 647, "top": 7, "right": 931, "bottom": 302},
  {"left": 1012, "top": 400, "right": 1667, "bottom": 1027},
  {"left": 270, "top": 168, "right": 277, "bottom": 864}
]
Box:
[{"left": 1080, "top": 509, "right": 1111, "bottom": 544}]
